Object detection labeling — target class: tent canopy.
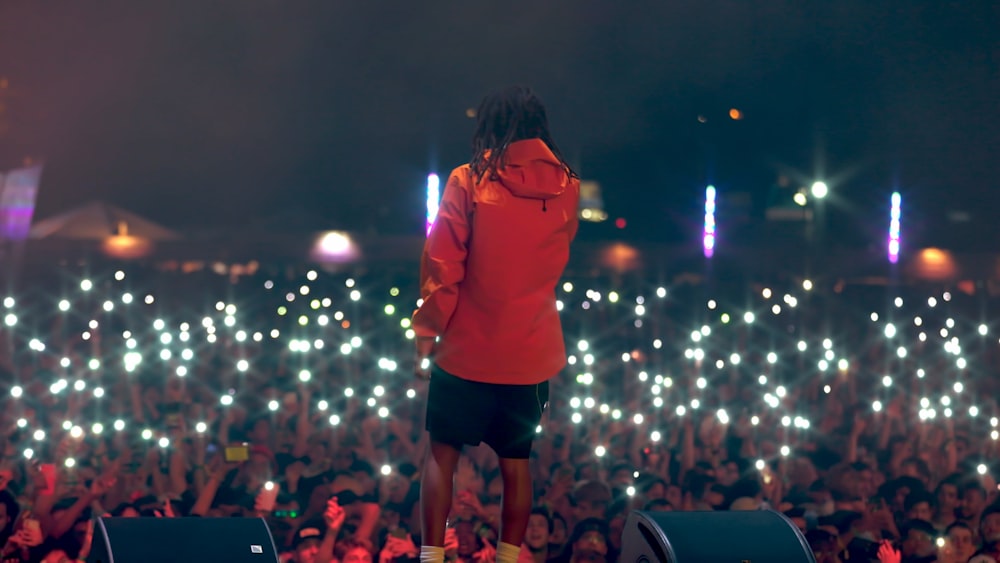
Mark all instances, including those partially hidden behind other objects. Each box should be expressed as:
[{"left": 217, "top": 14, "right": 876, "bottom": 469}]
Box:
[{"left": 29, "top": 201, "right": 181, "bottom": 241}]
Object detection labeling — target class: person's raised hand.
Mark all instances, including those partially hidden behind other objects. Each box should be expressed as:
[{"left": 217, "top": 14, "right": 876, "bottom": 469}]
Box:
[
  {"left": 443, "top": 527, "right": 459, "bottom": 557},
  {"left": 517, "top": 544, "right": 535, "bottom": 563},
  {"left": 851, "top": 413, "right": 867, "bottom": 436},
  {"left": 323, "top": 498, "right": 346, "bottom": 532},
  {"left": 88, "top": 475, "right": 116, "bottom": 500},
  {"left": 253, "top": 489, "right": 274, "bottom": 514},
  {"left": 877, "top": 540, "right": 901, "bottom": 563},
  {"left": 456, "top": 490, "right": 485, "bottom": 519},
  {"left": 380, "top": 534, "right": 419, "bottom": 562},
  {"left": 79, "top": 519, "right": 95, "bottom": 560},
  {"left": 11, "top": 525, "right": 44, "bottom": 548},
  {"left": 208, "top": 453, "right": 242, "bottom": 479},
  {"left": 473, "top": 540, "right": 497, "bottom": 563}
]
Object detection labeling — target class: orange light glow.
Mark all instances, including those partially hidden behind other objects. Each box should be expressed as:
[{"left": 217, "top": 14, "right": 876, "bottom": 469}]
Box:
[
  {"left": 601, "top": 243, "right": 641, "bottom": 272},
  {"left": 102, "top": 235, "right": 152, "bottom": 259},
  {"left": 729, "top": 108, "right": 743, "bottom": 120},
  {"left": 912, "top": 248, "right": 958, "bottom": 280}
]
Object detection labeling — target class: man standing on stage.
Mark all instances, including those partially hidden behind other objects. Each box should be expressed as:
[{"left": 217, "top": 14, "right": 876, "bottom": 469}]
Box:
[{"left": 412, "top": 85, "right": 580, "bottom": 563}]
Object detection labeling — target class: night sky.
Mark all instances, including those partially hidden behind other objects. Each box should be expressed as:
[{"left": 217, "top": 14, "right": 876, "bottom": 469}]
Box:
[{"left": 1, "top": 1, "right": 996, "bottom": 249}]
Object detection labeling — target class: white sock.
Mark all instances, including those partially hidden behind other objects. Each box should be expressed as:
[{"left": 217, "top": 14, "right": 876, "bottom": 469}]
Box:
[
  {"left": 420, "top": 545, "right": 445, "bottom": 563},
  {"left": 496, "top": 541, "right": 521, "bottom": 563}
]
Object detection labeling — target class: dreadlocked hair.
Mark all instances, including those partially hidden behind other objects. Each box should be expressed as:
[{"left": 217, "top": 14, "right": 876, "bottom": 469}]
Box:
[{"left": 470, "top": 85, "right": 578, "bottom": 183}]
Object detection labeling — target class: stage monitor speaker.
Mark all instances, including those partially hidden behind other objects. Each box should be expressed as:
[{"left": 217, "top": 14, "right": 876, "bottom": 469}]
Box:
[
  {"left": 87, "top": 516, "right": 281, "bottom": 563},
  {"left": 620, "top": 509, "right": 816, "bottom": 563}
]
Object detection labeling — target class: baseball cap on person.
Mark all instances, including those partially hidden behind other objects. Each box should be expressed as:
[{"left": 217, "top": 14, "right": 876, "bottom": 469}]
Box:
[{"left": 293, "top": 523, "right": 323, "bottom": 548}]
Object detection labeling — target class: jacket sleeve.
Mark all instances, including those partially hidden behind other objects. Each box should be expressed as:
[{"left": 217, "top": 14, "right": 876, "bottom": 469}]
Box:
[{"left": 411, "top": 167, "right": 472, "bottom": 338}]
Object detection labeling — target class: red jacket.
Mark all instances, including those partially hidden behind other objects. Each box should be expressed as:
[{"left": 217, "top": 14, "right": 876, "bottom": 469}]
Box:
[{"left": 412, "top": 139, "right": 580, "bottom": 385}]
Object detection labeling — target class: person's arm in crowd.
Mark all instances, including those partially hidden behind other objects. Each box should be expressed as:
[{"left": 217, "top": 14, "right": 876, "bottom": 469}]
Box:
[
  {"left": 318, "top": 498, "right": 346, "bottom": 563},
  {"left": 355, "top": 418, "right": 380, "bottom": 464},
  {"left": 764, "top": 464, "right": 784, "bottom": 508},
  {"left": 584, "top": 419, "right": 601, "bottom": 450},
  {"left": 218, "top": 408, "right": 235, "bottom": 447},
  {"left": 284, "top": 461, "right": 304, "bottom": 496},
  {"left": 679, "top": 416, "right": 695, "bottom": 481},
  {"left": 353, "top": 501, "right": 381, "bottom": 544},
  {"left": 845, "top": 364, "right": 858, "bottom": 406},
  {"left": 386, "top": 419, "right": 419, "bottom": 461},
  {"left": 77, "top": 519, "right": 95, "bottom": 562},
  {"left": 739, "top": 436, "right": 757, "bottom": 461},
  {"left": 88, "top": 462, "right": 121, "bottom": 517},
  {"left": 877, "top": 410, "right": 894, "bottom": 452},
  {"left": 628, "top": 439, "right": 645, "bottom": 471},
  {"left": 168, "top": 441, "right": 189, "bottom": 498},
  {"left": 66, "top": 392, "right": 84, "bottom": 426},
  {"left": 533, "top": 432, "right": 554, "bottom": 475},
  {"left": 736, "top": 417, "right": 758, "bottom": 460},
  {"left": 148, "top": 447, "right": 171, "bottom": 498},
  {"left": 129, "top": 382, "right": 146, "bottom": 424},
  {"left": 102, "top": 475, "right": 131, "bottom": 516},
  {"left": 943, "top": 416, "right": 958, "bottom": 475},
  {"left": 31, "top": 465, "right": 59, "bottom": 538},
  {"left": 456, "top": 490, "right": 499, "bottom": 532},
  {"left": 553, "top": 423, "right": 571, "bottom": 465},
  {"left": 192, "top": 431, "right": 210, "bottom": 494},
  {"left": 667, "top": 419, "right": 682, "bottom": 451},
  {"left": 846, "top": 413, "right": 865, "bottom": 463},
  {"left": 49, "top": 479, "right": 109, "bottom": 540},
  {"left": 291, "top": 385, "right": 312, "bottom": 460},
  {"left": 190, "top": 459, "right": 233, "bottom": 516}
]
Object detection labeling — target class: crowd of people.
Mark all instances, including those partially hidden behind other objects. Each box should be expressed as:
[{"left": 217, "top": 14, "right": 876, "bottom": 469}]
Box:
[{"left": 0, "top": 264, "right": 998, "bottom": 562}]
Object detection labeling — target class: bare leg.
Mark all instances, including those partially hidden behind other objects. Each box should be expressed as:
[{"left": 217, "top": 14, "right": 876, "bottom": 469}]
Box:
[
  {"left": 498, "top": 456, "right": 533, "bottom": 547},
  {"left": 420, "top": 440, "right": 462, "bottom": 547}
]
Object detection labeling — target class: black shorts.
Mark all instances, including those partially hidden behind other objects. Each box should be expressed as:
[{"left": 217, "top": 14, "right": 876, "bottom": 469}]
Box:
[{"left": 425, "top": 364, "right": 549, "bottom": 459}]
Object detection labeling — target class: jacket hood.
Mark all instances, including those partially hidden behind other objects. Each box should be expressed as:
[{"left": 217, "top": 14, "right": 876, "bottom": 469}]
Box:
[{"left": 491, "top": 139, "right": 571, "bottom": 201}]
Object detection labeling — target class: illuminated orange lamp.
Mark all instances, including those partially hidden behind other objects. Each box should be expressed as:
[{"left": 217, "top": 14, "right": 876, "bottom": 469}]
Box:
[
  {"left": 601, "top": 243, "right": 641, "bottom": 272},
  {"left": 102, "top": 221, "right": 153, "bottom": 259},
  {"left": 911, "top": 248, "right": 957, "bottom": 280}
]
